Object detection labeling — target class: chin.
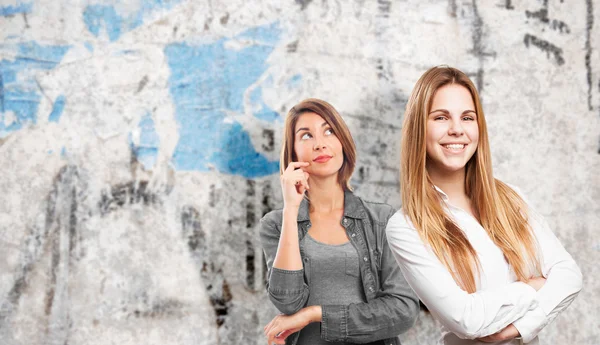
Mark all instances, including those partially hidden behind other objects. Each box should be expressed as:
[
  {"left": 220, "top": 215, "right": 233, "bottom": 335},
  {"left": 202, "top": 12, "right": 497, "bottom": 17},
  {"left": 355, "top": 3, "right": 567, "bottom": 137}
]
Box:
[
  {"left": 310, "top": 165, "right": 343, "bottom": 177},
  {"left": 437, "top": 161, "right": 468, "bottom": 173},
  {"left": 309, "top": 168, "right": 339, "bottom": 177}
]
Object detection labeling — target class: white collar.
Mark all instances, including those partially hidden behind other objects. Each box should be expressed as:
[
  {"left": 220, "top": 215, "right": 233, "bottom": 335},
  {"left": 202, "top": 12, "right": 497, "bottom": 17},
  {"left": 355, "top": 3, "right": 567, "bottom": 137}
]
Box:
[{"left": 433, "top": 185, "right": 450, "bottom": 202}]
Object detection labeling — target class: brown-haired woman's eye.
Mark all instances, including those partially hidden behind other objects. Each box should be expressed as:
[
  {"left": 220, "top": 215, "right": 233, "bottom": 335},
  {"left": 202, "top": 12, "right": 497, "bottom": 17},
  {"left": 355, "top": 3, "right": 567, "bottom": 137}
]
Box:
[{"left": 301, "top": 132, "right": 312, "bottom": 140}]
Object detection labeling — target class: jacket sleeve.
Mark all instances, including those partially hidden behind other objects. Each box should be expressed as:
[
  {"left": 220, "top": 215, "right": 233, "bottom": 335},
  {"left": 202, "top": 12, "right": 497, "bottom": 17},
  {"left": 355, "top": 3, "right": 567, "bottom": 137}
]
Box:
[
  {"left": 258, "top": 212, "right": 310, "bottom": 315},
  {"left": 321, "top": 207, "right": 420, "bottom": 343},
  {"left": 385, "top": 212, "right": 540, "bottom": 339}
]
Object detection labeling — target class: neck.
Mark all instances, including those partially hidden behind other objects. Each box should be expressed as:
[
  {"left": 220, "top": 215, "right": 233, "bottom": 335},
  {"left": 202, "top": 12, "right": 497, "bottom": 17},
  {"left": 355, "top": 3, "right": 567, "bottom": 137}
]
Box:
[
  {"left": 428, "top": 167, "right": 467, "bottom": 201},
  {"left": 307, "top": 175, "right": 345, "bottom": 213}
]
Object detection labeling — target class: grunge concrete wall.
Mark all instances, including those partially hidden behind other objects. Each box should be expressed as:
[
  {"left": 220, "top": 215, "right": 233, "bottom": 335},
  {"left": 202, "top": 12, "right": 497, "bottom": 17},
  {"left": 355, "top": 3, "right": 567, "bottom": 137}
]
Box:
[{"left": 0, "top": 0, "right": 598, "bottom": 344}]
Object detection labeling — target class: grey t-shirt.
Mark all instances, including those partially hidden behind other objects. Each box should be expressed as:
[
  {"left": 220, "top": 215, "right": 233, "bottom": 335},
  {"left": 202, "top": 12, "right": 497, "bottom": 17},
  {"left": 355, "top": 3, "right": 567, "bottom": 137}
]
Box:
[{"left": 297, "top": 233, "right": 366, "bottom": 345}]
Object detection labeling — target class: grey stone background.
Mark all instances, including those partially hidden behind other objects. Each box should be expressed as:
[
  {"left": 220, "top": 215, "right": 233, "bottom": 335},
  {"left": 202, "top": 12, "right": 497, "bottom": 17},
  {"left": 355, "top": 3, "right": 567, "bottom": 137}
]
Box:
[{"left": 0, "top": 0, "right": 598, "bottom": 344}]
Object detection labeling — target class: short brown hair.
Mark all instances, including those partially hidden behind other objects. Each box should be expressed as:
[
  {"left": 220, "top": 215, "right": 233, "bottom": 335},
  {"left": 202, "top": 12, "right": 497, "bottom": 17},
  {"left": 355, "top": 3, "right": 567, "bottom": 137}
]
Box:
[{"left": 280, "top": 98, "right": 356, "bottom": 190}]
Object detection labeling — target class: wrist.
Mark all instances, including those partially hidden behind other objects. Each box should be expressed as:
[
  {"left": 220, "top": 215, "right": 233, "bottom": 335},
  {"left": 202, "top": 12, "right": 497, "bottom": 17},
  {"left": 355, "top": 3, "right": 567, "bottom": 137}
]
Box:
[
  {"left": 303, "top": 305, "right": 322, "bottom": 324},
  {"left": 283, "top": 206, "right": 300, "bottom": 217}
]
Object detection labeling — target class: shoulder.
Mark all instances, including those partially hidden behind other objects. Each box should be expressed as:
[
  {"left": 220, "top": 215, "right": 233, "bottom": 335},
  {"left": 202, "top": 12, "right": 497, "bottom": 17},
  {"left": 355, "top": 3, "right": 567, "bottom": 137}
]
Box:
[
  {"left": 259, "top": 209, "right": 284, "bottom": 233},
  {"left": 385, "top": 209, "right": 426, "bottom": 251},
  {"left": 387, "top": 209, "right": 414, "bottom": 228},
  {"left": 354, "top": 196, "right": 396, "bottom": 223}
]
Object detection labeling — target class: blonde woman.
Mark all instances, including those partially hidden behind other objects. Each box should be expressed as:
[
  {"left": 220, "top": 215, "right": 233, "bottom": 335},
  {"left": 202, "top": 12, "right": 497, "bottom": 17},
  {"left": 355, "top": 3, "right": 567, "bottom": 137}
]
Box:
[
  {"left": 260, "top": 99, "right": 419, "bottom": 345},
  {"left": 386, "top": 66, "right": 582, "bottom": 345}
]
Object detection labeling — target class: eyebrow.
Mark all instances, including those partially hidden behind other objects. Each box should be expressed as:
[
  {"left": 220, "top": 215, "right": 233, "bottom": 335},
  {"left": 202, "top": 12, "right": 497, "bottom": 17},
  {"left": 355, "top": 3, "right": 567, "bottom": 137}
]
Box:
[
  {"left": 429, "top": 109, "right": 476, "bottom": 115},
  {"left": 295, "top": 121, "right": 329, "bottom": 134}
]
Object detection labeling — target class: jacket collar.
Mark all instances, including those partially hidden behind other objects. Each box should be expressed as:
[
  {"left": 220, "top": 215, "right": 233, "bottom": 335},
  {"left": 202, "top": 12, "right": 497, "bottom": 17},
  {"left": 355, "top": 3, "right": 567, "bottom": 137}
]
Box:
[{"left": 297, "top": 189, "right": 367, "bottom": 222}]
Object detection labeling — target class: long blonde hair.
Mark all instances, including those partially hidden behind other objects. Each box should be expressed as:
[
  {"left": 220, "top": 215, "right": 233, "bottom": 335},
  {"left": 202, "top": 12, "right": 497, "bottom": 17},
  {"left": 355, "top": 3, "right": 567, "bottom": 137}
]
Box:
[{"left": 401, "top": 66, "right": 540, "bottom": 293}]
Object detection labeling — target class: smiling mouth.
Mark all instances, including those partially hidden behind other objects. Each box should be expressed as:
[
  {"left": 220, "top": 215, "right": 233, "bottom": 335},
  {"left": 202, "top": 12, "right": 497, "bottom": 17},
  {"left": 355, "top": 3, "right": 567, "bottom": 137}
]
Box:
[{"left": 443, "top": 144, "right": 466, "bottom": 150}]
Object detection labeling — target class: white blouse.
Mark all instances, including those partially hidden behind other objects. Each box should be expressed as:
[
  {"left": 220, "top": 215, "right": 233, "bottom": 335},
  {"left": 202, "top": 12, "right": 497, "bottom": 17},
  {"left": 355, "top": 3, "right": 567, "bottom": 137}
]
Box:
[{"left": 385, "top": 186, "right": 582, "bottom": 345}]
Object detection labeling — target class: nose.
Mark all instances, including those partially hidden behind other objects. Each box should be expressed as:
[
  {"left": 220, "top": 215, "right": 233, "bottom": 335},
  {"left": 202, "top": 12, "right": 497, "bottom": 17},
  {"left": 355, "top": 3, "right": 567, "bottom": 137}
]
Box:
[
  {"left": 448, "top": 118, "right": 464, "bottom": 136},
  {"left": 313, "top": 136, "right": 326, "bottom": 150}
]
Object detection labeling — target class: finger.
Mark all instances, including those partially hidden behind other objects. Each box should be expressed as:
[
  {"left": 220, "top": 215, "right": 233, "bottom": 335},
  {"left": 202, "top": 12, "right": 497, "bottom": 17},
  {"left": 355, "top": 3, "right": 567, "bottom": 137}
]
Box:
[
  {"left": 274, "top": 327, "right": 302, "bottom": 344},
  {"left": 266, "top": 329, "right": 277, "bottom": 345},
  {"left": 284, "top": 170, "right": 308, "bottom": 187},
  {"left": 292, "top": 173, "right": 309, "bottom": 193},
  {"left": 274, "top": 336, "right": 286, "bottom": 345},
  {"left": 266, "top": 323, "right": 280, "bottom": 338},
  {"left": 296, "top": 184, "right": 306, "bottom": 195},
  {"left": 300, "top": 177, "right": 310, "bottom": 191},
  {"left": 296, "top": 179, "right": 310, "bottom": 194},
  {"left": 301, "top": 172, "right": 310, "bottom": 190},
  {"left": 296, "top": 171, "right": 310, "bottom": 190},
  {"left": 292, "top": 169, "right": 307, "bottom": 180},
  {"left": 266, "top": 327, "right": 281, "bottom": 345},
  {"left": 286, "top": 161, "right": 310, "bottom": 171},
  {"left": 276, "top": 329, "right": 292, "bottom": 339},
  {"left": 264, "top": 319, "right": 275, "bottom": 336}
]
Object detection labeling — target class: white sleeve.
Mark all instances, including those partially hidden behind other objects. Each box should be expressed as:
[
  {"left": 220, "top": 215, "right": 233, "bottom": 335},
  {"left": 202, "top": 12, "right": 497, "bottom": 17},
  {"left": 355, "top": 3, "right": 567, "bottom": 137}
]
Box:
[
  {"left": 512, "top": 211, "right": 583, "bottom": 343},
  {"left": 385, "top": 212, "right": 539, "bottom": 339}
]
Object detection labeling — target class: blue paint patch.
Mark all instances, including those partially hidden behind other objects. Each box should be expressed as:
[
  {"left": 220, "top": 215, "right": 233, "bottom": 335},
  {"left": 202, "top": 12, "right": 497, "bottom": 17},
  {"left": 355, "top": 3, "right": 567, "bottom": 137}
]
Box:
[
  {"left": 83, "top": 5, "right": 122, "bottom": 42},
  {"left": 0, "top": 2, "right": 32, "bottom": 16},
  {"left": 250, "top": 87, "right": 279, "bottom": 122},
  {"left": 84, "top": 42, "right": 94, "bottom": 52},
  {"left": 236, "top": 22, "right": 282, "bottom": 45},
  {"left": 0, "top": 41, "right": 70, "bottom": 137},
  {"left": 288, "top": 74, "right": 302, "bottom": 87},
  {"left": 211, "top": 122, "right": 279, "bottom": 176},
  {"left": 60, "top": 146, "right": 67, "bottom": 157},
  {"left": 0, "top": 89, "right": 40, "bottom": 137},
  {"left": 48, "top": 95, "right": 66, "bottom": 123},
  {"left": 2, "top": 69, "right": 16, "bottom": 83},
  {"left": 165, "top": 22, "right": 283, "bottom": 178},
  {"left": 0, "top": 72, "right": 4, "bottom": 113},
  {"left": 130, "top": 113, "right": 160, "bottom": 170},
  {"left": 83, "top": 0, "right": 182, "bottom": 42}
]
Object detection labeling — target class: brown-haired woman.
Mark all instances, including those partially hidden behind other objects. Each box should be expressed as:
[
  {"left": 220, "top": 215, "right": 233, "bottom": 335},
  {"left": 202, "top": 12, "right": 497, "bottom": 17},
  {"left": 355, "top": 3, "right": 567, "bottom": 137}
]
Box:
[
  {"left": 260, "top": 98, "right": 419, "bottom": 345},
  {"left": 386, "top": 66, "right": 582, "bottom": 344}
]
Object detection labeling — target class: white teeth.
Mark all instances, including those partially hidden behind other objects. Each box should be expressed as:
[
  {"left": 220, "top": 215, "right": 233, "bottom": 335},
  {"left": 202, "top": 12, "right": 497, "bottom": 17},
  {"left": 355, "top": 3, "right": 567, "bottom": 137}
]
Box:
[{"left": 444, "top": 144, "right": 465, "bottom": 150}]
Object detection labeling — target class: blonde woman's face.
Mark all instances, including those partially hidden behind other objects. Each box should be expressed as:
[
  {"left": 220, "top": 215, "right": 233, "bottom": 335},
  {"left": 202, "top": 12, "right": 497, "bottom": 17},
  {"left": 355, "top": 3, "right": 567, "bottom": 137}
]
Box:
[
  {"left": 425, "top": 84, "right": 479, "bottom": 176},
  {"left": 293, "top": 112, "right": 343, "bottom": 177}
]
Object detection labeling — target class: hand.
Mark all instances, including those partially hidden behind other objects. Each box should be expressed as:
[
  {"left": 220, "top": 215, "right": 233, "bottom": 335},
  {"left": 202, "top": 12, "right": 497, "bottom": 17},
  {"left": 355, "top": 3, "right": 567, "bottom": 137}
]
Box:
[
  {"left": 263, "top": 306, "right": 321, "bottom": 345},
  {"left": 526, "top": 276, "right": 546, "bottom": 291},
  {"left": 478, "top": 324, "right": 520, "bottom": 343},
  {"left": 280, "top": 162, "right": 310, "bottom": 208}
]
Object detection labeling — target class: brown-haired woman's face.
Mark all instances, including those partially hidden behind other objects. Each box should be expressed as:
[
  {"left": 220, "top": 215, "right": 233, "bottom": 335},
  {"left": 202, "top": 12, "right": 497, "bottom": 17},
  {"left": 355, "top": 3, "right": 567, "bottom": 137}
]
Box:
[
  {"left": 293, "top": 112, "right": 343, "bottom": 178},
  {"left": 426, "top": 84, "right": 479, "bottom": 176}
]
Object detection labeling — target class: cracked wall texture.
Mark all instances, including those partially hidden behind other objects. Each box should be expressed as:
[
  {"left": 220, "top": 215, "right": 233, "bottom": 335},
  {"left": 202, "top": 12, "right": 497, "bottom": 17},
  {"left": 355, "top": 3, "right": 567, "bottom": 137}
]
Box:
[{"left": 0, "top": 0, "right": 598, "bottom": 344}]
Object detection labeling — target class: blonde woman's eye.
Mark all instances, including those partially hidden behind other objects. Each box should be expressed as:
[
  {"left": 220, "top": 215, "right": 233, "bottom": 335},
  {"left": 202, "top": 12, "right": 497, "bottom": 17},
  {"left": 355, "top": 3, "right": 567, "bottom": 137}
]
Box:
[
  {"left": 301, "top": 132, "right": 312, "bottom": 140},
  {"left": 463, "top": 116, "right": 475, "bottom": 121},
  {"left": 434, "top": 116, "right": 446, "bottom": 121},
  {"left": 325, "top": 128, "right": 334, "bottom": 135}
]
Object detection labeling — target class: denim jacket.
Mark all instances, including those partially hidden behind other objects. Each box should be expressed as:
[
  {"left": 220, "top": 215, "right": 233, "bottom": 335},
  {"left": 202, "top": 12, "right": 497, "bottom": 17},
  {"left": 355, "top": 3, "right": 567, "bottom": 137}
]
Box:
[{"left": 259, "top": 190, "right": 419, "bottom": 345}]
